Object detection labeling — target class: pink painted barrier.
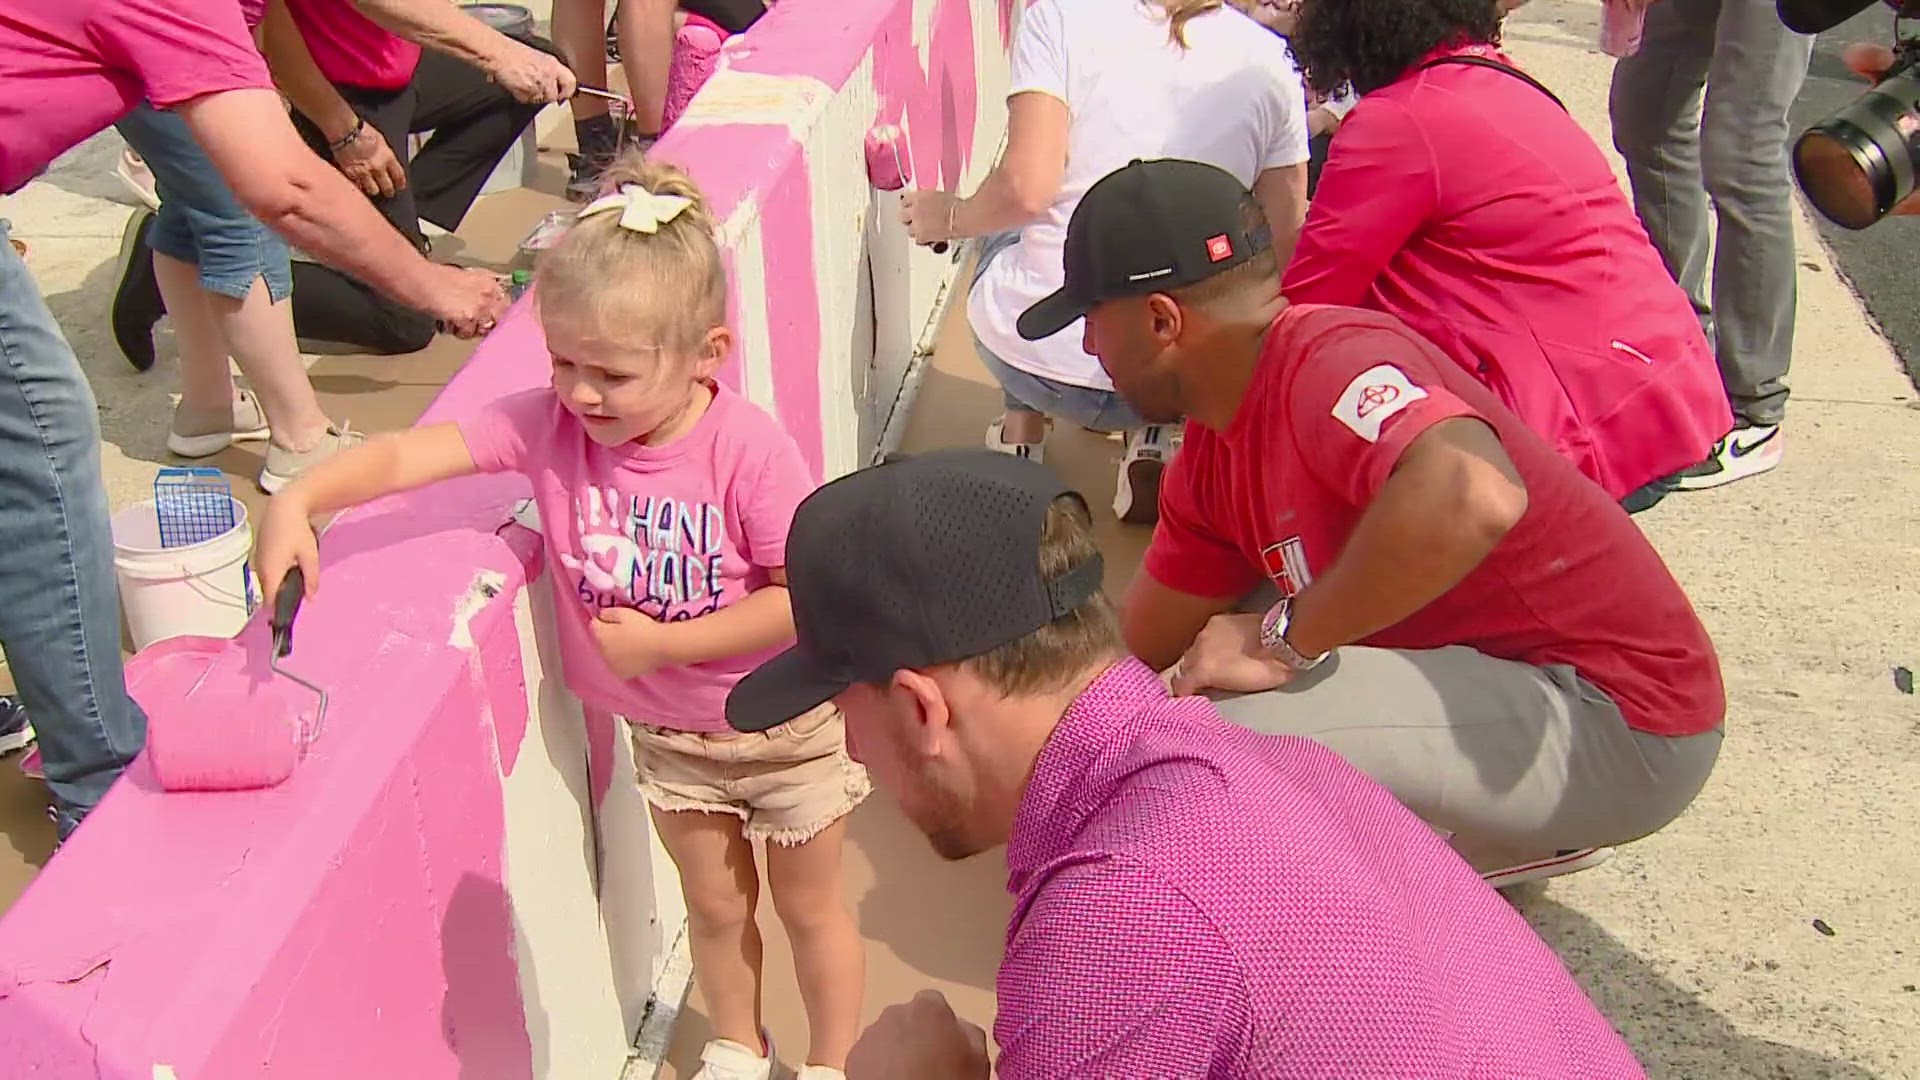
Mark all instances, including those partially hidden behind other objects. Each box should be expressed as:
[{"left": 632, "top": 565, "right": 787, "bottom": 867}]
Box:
[{"left": 0, "top": 0, "right": 1016, "bottom": 1076}]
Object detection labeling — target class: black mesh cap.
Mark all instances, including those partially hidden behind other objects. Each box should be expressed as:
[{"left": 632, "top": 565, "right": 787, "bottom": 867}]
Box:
[
  {"left": 1017, "top": 158, "right": 1272, "bottom": 341},
  {"left": 725, "top": 449, "right": 1105, "bottom": 732}
]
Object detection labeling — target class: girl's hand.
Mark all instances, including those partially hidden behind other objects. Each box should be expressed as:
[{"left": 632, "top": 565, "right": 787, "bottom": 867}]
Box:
[
  {"left": 256, "top": 499, "right": 322, "bottom": 607},
  {"left": 592, "top": 607, "right": 676, "bottom": 678}
]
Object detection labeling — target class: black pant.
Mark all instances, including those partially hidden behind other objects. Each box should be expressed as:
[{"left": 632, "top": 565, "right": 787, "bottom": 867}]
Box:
[
  {"left": 289, "top": 46, "right": 546, "bottom": 353},
  {"left": 1307, "top": 132, "right": 1331, "bottom": 199}
]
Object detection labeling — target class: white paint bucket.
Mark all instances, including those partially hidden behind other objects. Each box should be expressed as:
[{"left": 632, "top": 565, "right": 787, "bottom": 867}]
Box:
[{"left": 111, "top": 498, "right": 257, "bottom": 650}]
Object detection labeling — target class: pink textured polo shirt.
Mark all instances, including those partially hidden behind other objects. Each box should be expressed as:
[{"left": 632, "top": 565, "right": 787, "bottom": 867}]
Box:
[{"left": 996, "top": 659, "right": 1647, "bottom": 1078}]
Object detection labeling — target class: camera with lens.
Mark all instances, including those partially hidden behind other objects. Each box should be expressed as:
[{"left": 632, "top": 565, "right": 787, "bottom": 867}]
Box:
[{"left": 1789, "top": 0, "right": 1920, "bottom": 229}]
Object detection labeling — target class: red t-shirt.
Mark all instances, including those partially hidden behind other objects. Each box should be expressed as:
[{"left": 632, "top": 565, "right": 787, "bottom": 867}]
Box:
[
  {"left": 0, "top": 0, "right": 272, "bottom": 194},
  {"left": 283, "top": 0, "right": 421, "bottom": 92},
  {"left": 1145, "top": 305, "right": 1723, "bottom": 738}
]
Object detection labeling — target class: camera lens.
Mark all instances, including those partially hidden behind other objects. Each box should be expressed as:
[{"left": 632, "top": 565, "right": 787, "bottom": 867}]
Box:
[{"left": 1792, "top": 67, "right": 1920, "bottom": 230}]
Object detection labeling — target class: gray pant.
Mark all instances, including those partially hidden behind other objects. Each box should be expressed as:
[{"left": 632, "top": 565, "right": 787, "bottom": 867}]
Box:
[
  {"left": 1608, "top": 0, "right": 1813, "bottom": 428},
  {"left": 1212, "top": 645, "right": 1723, "bottom": 869},
  {"left": 0, "top": 220, "right": 148, "bottom": 839}
]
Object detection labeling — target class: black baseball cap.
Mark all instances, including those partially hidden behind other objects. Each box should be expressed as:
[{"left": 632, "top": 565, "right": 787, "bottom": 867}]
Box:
[
  {"left": 725, "top": 449, "right": 1105, "bottom": 732},
  {"left": 1017, "top": 158, "right": 1271, "bottom": 341}
]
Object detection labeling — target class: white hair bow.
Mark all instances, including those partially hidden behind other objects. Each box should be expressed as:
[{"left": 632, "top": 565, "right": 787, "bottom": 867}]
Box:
[{"left": 577, "top": 183, "right": 694, "bottom": 234}]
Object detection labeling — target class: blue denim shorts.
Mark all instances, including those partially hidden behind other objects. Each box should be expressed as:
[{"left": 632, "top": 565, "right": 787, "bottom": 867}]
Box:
[
  {"left": 115, "top": 103, "right": 292, "bottom": 302},
  {"left": 969, "top": 231, "right": 1146, "bottom": 433}
]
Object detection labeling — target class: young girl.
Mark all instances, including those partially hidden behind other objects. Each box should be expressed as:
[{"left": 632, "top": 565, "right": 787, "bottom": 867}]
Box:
[{"left": 254, "top": 155, "right": 869, "bottom": 1080}]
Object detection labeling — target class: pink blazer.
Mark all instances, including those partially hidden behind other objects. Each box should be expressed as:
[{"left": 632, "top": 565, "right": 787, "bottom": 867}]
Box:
[{"left": 1283, "top": 44, "right": 1731, "bottom": 499}]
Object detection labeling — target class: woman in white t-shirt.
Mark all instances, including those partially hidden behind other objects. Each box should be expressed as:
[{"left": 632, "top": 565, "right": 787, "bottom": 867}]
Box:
[{"left": 900, "top": 0, "right": 1309, "bottom": 524}]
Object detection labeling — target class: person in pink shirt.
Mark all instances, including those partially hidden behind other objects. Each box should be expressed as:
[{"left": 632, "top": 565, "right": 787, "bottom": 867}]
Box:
[
  {"left": 724, "top": 449, "right": 1647, "bottom": 1078},
  {"left": 255, "top": 156, "right": 868, "bottom": 1080},
  {"left": 1282, "top": 0, "right": 1734, "bottom": 512},
  {"left": 0, "top": 0, "right": 503, "bottom": 841}
]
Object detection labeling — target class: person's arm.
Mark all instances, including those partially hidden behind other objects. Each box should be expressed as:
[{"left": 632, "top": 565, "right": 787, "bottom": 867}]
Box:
[
  {"left": 1283, "top": 417, "right": 1525, "bottom": 657},
  {"left": 900, "top": 0, "right": 1070, "bottom": 244},
  {"left": 255, "top": 423, "right": 483, "bottom": 601},
  {"left": 994, "top": 859, "right": 1250, "bottom": 1077},
  {"left": 259, "top": 0, "right": 408, "bottom": 198},
  {"left": 1280, "top": 96, "right": 1438, "bottom": 303},
  {"left": 1123, "top": 445, "right": 1261, "bottom": 671},
  {"left": 593, "top": 570, "right": 795, "bottom": 677},
  {"left": 352, "top": 0, "right": 576, "bottom": 103},
  {"left": 1253, "top": 164, "right": 1307, "bottom": 267},
  {"left": 948, "top": 92, "right": 1070, "bottom": 237},
  {"left": 176, "top": 89, "right": 504, "bottom": 330}
]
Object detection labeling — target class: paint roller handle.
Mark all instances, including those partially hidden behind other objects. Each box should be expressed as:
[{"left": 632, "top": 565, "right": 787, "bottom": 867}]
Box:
[{"left": 272, "top": 567, "right": 307, "bottom": 659}]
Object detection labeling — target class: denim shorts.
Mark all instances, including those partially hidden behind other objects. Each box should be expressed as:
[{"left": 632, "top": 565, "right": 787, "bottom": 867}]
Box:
[
  {"left": 969, "top": 231, "right": 1146, "bottom": 433},
  {"left": 115, "top": 103, "right": 293, "bottom": 302}
]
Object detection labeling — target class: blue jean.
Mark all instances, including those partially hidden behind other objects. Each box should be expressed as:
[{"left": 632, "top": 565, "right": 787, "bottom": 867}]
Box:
[
  {"left": 0, "top": 221, "right": 149, "bottom": 838},
  {"left": 115, "top": 103, "right": 293, "bottom": 301},
  {"left": 969, "top": 231, "right": 1147, "bottom": 434}
]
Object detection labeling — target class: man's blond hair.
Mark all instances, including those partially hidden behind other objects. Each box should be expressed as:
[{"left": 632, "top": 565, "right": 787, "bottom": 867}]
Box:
[{"left": 962, "top": 495, "right": 1122, "bottom": 697}]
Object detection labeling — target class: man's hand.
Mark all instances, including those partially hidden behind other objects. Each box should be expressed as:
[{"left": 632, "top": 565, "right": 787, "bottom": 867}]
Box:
[
  {"left": 591, "top": 607, "right": 677, "bottom": 678},
  {"left": 332, "top": 124, "right": 408, "bottom": 199},
  {"left": 422, "top": 266, "right": 508, "bottom": 337},
  {"left": 900, "top": 189, "right": 961, "bottom": 246},
  {"left": 1842, "top": 42, "right": 1920, "bottom": 217},
  {"left": 486, "top": 39, "right": 578, "bottom": 105},
  {"left": 846, "top": 991, "right": 992, "bottom": 1080},
  {"left": 1169, "top": 612, "right": 1294, "bottom": 697}
]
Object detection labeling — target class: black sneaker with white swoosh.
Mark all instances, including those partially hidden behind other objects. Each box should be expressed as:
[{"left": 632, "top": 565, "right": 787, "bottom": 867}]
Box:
[{"left": 1672, "top": 424, "right": 1783, "bottom": 491}]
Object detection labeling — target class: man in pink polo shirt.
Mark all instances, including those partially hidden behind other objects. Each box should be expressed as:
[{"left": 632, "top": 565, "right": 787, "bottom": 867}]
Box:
[
  {"left": 725, "top": 449, "right": 1646, "bottom": 1078},
  {"left": 1017, "top": 158, "right": 1724, "bottom": 887}
]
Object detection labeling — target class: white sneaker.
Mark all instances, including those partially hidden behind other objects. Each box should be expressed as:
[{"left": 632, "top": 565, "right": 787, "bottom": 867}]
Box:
[
  {"left": 1672, "top": 424, "right": 1782, "bottom": 491},
  {"left": 1481, "top": 847, "right": 1614, "bottom": 890},
  {"left": 691, "top": 1033, "right": 775, "bottom": 1080},
  {"left": 985, "top": 418, "right": 1044, "bottom": 463},
  {"left": 1113, "top": 424, "right": 1174, "bottom": 524},
  {"left": 114, "top": 149, "right": 160, "bottom": 211},
  {"left": 167, "top": 388, "right": 272, "bottom": 458}
]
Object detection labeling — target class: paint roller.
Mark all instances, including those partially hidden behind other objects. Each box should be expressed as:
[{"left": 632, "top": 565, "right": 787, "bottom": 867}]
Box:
[
  {"left": 146, "top": 568, "right": 328, "bottom": 793},
  {"left": 865, "top": 124, "right": 950, "bottom": 255}
]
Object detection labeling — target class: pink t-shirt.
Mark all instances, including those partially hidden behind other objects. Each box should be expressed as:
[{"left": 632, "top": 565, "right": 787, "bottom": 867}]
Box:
[
  {"left": 458, "top": 384, "right": 815, "bottom": 732},
  {"left": 282, "top": 0, "right": 421, "bottom": 92},
  {"left": 0, "top": 0, "right": 273, "bottom": 194},
  {"left": 997, "top": 659, "right": 1647, "bottom": 1077}
]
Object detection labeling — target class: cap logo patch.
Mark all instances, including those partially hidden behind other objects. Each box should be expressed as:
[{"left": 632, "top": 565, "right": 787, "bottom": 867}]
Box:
[
  {"left": 1206, "top": 234, "right": 1233, "bottom": 262},
  {"left": 1332, "top": 364, "right": 1428, "bottom": 442}
]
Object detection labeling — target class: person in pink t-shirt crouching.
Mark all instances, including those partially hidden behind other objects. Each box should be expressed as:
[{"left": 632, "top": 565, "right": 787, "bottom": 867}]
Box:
[
  {"left": 256, "top": 155, "right": 869, "bottom": 1080},
  {"left": 723, "top": 449, "right": 1647, "bottom": 1079}
]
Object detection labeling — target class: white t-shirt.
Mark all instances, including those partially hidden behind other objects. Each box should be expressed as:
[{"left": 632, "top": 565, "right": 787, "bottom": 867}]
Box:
[{"left": 968, "top": 0, "right": 1310, "bottom": 391}]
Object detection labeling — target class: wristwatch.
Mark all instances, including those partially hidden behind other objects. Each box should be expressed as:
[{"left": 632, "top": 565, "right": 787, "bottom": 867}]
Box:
[{"left": 1258, "top": 597, "right": 1329, "bottom": 673}]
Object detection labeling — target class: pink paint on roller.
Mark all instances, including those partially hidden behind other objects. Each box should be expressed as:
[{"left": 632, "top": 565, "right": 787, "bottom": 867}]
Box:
[
  {"left": 865, "top": 124, "right": 913, "bottom": 190},
  {"left": 146, "top": 683, "right": 304, "bottom": 791},
  {"left": 662, "top": 13, "right": 729, "bottom": 131}
]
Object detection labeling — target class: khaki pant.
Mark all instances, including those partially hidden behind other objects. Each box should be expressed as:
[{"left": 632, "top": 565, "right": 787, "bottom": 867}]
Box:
[{"left": 1211, "top": 645, "right": 1723, "bottom": 869}]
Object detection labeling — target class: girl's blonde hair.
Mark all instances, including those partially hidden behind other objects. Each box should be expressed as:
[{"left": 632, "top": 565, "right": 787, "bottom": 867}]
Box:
[
  {"left": 536, "top": 153, "right": 728, "bottom": 355},
  {"left": 1158, "top": 0, "right": 1242, "bottom": 47}
]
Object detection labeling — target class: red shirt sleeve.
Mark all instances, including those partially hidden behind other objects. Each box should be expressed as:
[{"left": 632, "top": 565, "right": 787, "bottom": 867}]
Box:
[
  {"left": 1282, "top": 96, "right": 1439, "bottom": 306},
  {"left": 1287, "top": 324, "right": 1482, "bottom": 506},
  {"left": 994, "top": 858, "right": 1251, "bottom": 1079},
  {"left": 92, "top": 0, "right": 273, "bottom": 109},
  {"left": 1142, "top": 433, "right": 1263, "bottom": 600}
]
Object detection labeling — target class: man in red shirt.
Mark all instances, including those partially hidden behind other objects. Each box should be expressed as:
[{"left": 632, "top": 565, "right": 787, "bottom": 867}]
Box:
[{"left": 1017, "top": 159, "right": 1726, "bottom": 885}]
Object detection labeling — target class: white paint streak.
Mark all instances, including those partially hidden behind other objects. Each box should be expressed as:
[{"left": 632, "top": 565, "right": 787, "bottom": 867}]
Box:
[
  {"left": 733, "top": 223, "right": 776, "bottom": 409},
  {"left": 675, "top": 71, "right": 835, "bottom": 135},
  {"left": 154, "top": 1068, "right": 179, "bottom": 1080},
  {"left": 447, "top": 570, "right": 509, "bottom": 650}
]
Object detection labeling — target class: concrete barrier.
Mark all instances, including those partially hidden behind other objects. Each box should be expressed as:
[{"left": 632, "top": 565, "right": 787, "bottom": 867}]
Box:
[{"left": 0, "top": 0, "right": 1014, "bottom": 1074}]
